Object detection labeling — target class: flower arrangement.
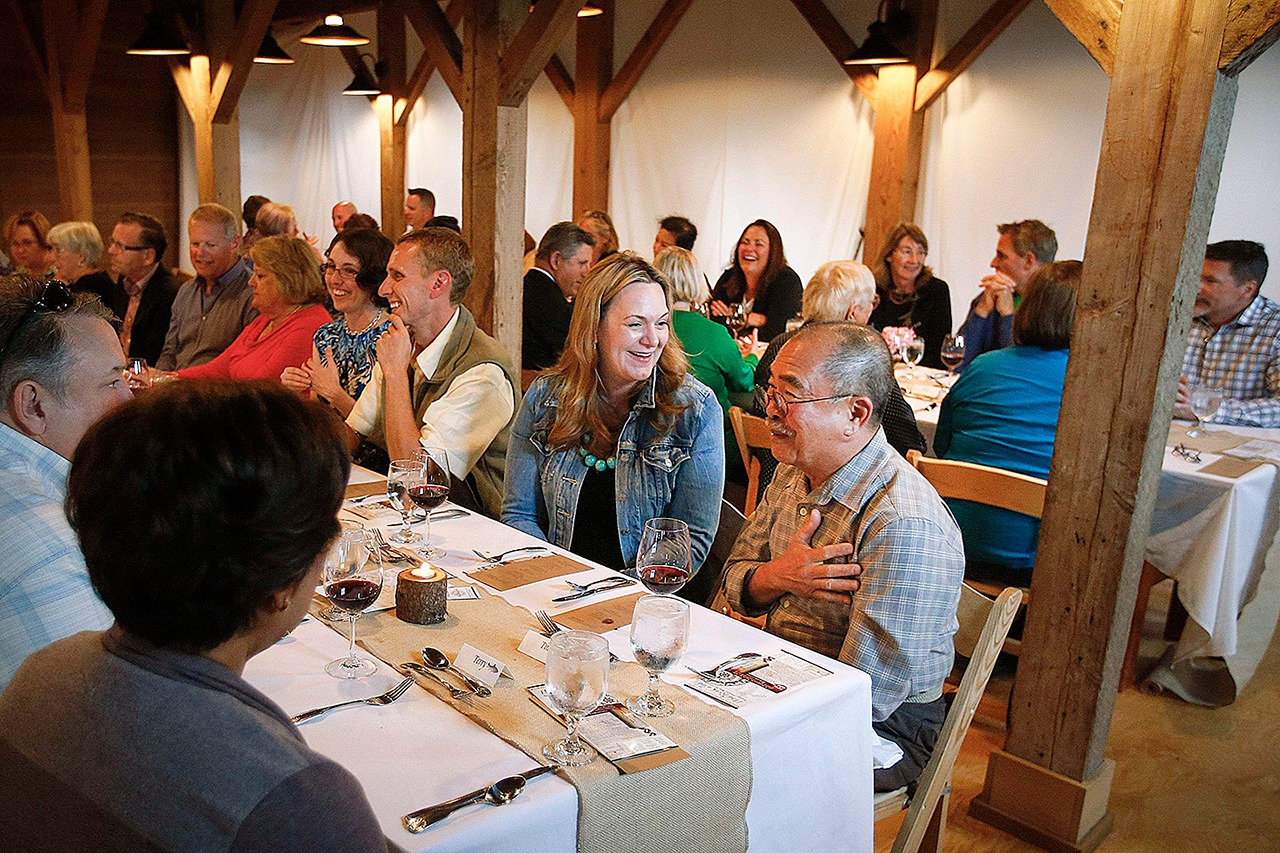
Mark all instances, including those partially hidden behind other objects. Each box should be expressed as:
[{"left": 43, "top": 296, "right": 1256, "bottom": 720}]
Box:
[{"left": 881, "top": 326, "right": 917, "bottom": 360}]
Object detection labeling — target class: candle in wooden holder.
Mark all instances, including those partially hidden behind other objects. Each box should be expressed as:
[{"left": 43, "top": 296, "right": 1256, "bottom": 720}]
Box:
[{"left": 396, "top": 566, "right": 447, "bottom": 624}]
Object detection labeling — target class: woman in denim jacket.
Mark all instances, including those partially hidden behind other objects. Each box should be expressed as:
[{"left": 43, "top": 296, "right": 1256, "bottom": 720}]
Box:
[{"left": 502, "top": 253, "right": 725, "bottom": 575}]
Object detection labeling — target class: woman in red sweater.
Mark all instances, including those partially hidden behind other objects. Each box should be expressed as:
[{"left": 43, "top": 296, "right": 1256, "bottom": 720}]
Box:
[{"left": 176, "top": 235, "right": 330, "bottom": 383}]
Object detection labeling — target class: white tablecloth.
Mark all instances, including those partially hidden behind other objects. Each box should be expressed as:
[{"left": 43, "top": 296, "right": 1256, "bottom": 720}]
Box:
[{"left": 245, "top": 480, "right": 875, "bottom": 852}]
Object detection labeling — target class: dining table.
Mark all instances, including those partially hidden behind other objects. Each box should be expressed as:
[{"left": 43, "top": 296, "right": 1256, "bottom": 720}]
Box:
[
  {"left": 898, "top": 363, "right": 1280, "bottom": 705},
  {"left": 243, "top": 467, "right": 876, "bottom": 853}
]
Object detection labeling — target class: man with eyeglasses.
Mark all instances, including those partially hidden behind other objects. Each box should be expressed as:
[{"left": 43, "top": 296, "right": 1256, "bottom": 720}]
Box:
[
  {"left": 156, "top": 203, "right": 256, "bottom": 371},
  {"left": 722, "top": 322, "right": 964, "bottom": 793},
  {"left": 0, "top": 275, "right": 132, "bottom": 689},
  {"left": 104, "top": 212, "right": 180, "bottom": 368}
]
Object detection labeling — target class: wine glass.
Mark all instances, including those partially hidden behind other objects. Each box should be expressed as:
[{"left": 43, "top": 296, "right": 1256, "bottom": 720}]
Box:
[
  {"left": 323, "top": 524, "right": 384, "bottom": 679},
  {"left": 904, "top": 337, "right": 925, "bottom": 378},
  {"left": 726, "top": 302, "right": 749, "bottom": 338},
  {"left": 407, "top": 446, "right": 450, "bottom": 558},
  {"left": 940, "top": 334, "right": 965, "bottom": 374},
  {"left": 627, "top": 595, "right": 689, "bottom": 718},
  {"left": 542, "top": 630, "right": 609, "bottom": 766},
  {"left": 636, "top": 518, "right": 692, "bottom": 597},
  {"left": 1187, "top": 384, "right": 1224, "bottom": 438},
  {"left": 126, "top": 357, "right": 149, "bottom": 390},
  {"left": 386, "top": 460, "right": 422, "bottom": 544}
]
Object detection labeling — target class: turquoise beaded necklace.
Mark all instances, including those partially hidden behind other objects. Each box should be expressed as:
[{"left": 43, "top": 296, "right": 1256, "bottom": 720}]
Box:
[{"left": 577, "top": 432, "right": 617, "bottom": 472}]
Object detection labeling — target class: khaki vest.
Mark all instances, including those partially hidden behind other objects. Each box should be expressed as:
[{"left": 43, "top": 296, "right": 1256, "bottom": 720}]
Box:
[{"left": 373, "top": 305, "right": 518, "bottom": 518}]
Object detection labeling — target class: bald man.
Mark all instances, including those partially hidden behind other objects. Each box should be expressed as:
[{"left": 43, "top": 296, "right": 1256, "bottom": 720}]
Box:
[{"left": 331, "top": 202, "right": 357, "bottom": 233}]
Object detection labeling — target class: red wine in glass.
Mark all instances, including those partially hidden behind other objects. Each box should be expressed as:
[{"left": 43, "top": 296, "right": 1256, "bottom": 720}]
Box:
[
  {"left": 324, "top": 578, "right": 381, "bottom": 613},
  {"left": 409, "top": 483, "right": 449, "bottom": 510},
  {"left": 941, "top": 352, "right": 963, "bottom": 370},
  {"left": 640, "top": 564, "right": 691, "bottom": 595}
]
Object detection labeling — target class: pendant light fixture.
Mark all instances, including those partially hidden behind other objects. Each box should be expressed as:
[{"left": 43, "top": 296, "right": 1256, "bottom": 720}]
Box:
[
  {"left": 578, "top": 2, "right": 604, "bottom": 16},
  {"left": 300, "top": 14, "right": 370, "bottom": 46},
  {"left": 126, "top": 10, "right": 190, "bottom": 56},
  {"left": 342, "top": 55, "right": 385, "bottom": 96},
  {"left": 254, "top": 29, "right": 294, "bottom": 64},
  {"left": 843, "top": 1, "right": 914, "bottom": 67}
]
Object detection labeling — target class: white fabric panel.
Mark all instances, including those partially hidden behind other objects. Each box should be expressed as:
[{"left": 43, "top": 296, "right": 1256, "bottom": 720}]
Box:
[
  {"left": 524, "top": 73, "right": 575, "bottom": 243},
  {"left": 405, "top": 72, "right": 464, "bottom": 222}
]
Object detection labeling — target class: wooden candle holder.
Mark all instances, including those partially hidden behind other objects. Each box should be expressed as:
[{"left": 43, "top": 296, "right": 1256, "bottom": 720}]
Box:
[{"left": 396, "top": 566, "right": 447, "bottom": 624}]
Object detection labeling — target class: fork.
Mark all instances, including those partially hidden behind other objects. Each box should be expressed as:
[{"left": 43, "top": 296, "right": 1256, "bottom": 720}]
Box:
[
  {"left": 472, "top": 545, "right": 549, "bottom": 563},
  {"left": 536, "top": 611, "right": 621, "bottom": 664},
  {"left": 371, "top": 528, "right": 408, "bottom": 564},
  {"left": 563, "top": 575, "right": 633, "bottom": 592},
  {"left": 290, "top": 677, "right": 415, "bottom": 724}
]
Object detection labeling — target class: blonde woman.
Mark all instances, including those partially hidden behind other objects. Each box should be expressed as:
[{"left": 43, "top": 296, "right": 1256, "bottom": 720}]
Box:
[
  {"left": 47, "top": 221, "right": 113, "bottom": 299},
  {"left": 502, "top": 252, "right": 724, "bottom": 575},
  {"left": 867, "top": 222, "right": 951, "bottom": 368},
  {"left": 577, "top": 209, "right": 618, "bottom": 265}
]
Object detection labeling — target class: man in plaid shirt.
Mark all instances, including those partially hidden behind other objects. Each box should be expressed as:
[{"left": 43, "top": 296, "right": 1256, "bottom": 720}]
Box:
[
  {"left": 1177, "top": 241, "right": 1278, "bottom": 427},
  {"left": 723, "top": 322, "right": 964, "bottom": 792}
]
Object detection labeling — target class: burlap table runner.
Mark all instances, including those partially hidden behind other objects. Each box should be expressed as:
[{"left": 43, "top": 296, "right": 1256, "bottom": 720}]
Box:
[{"left": 313, "top": 588, "right": 752, "bottom": 853}]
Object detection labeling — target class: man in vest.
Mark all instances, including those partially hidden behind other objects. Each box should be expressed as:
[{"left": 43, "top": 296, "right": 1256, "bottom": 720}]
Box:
[{"left": 346, "top": 228, "right": 516, "bottom": 518}]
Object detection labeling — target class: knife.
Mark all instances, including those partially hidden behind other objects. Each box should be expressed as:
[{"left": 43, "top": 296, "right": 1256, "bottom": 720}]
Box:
[
  {"left": 728, "top": 665, "right": 786, "bottom": 693},
  {"left": 550, "top": 578, "right": 635, "bottom": 602}
]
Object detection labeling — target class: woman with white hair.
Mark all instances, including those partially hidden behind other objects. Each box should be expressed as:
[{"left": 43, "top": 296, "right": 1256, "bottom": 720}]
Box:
[{"left": 47, "top": 221, "right": 113, "bottom": 300}]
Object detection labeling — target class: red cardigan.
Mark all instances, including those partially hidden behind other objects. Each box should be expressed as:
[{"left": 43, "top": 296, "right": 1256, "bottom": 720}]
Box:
[{"left": 177, "top": 304, "right": 331, "bottom": 382}]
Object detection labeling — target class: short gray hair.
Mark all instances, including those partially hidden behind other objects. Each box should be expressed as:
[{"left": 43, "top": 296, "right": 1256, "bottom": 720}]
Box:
[
  {"left": 653, "top": 247, "right": 707, "bottom": 305},
  {"left": 0, "top": 274, "right": 118, "bottom": 403},
  {"left": 786, "top": 321, "right": 893, "bottom": 429},
  {"left": 47, "top": 221, "right": 106, "bottom": 269},
  {"left": 536, "top": 222, "right": 594, "bottom": 263},
  {"left": 802, "top": 261, "right": 875, "bottom": 322},
  {"left": 189, "top": 203, "right": 240, "bottom": 240}
]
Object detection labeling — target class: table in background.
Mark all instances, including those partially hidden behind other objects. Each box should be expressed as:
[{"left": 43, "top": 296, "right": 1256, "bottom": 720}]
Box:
[{"left": 245, "top": 472, "right": 875, "bottom": 853}]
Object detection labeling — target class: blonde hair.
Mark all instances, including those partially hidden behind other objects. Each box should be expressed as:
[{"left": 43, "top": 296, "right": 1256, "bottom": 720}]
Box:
[
  {"left": 545, "top": 252, "right": 689, "bottom": 450},
  {"left": 803, "top": 261, "right": 875, "bottom": 322},
  {"left": 654, "top": 246, "right": 707, "bottom": 305},
  {"left": 254, "top": 203, "right": 298, "bottom": 238},
  {"left": 249, "top": 236, "right": 324, "bottom": 305},
  {"left": 189, "top": 203, "right": 240, "bottom": 240},
  {"left": 47, "top": 221, "right": 106, "bottom": 269},
  {"left": 578, "top": 210, "right": 619, "bottom": 256}
]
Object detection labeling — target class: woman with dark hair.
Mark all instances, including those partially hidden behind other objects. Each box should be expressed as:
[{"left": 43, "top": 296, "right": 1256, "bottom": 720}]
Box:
[
  {"left": 281, "top": 228, "right": 393, "bottom": 417},
  {"left": 867, "top": 222, "right": 952, "bottom": 369},
  {"left": 502, "top": 252, "right": 724, "bottom": 575},
  {"left": 0, "top": 381, "right": 386, "bottom": 852},
  {"left": 709, "top": 219, "right": 803, "bottom": 342},
  {"left": 934, "top": 260, "right": 1081, "bottom": 583}
]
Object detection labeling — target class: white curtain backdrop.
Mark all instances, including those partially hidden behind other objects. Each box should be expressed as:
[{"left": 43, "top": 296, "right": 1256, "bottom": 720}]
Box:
[{"left": 178, "top": 1, "right": 1280, "bottom": 317}]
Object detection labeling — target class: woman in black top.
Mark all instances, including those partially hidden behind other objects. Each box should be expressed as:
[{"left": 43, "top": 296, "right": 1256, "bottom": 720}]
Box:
[
  {"left": 867, "top": 222, "right": 951, "bottom": 369},
  {"left": 709, "top": 219, "right": 803, "bottom": 342}
]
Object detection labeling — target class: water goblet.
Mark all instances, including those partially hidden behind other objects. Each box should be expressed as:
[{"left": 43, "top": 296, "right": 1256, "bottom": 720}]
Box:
[
  {"left": 323, "top": 525, "right": 384, "bottom": 678},
  {"left": 387, "top": 460, "right": 422, "bottom": 544},
  {"left": 627, "top": 595, "right": 690, "bottom": 718},
  {"left": 636, "top": 518, "right": 692, "bottom": 597},
  {"left": 904, "top": 337, "right": 925, "bottom": 378},
  {"left": 1187, "top": 384, "right": 1224, "bottom": 438},
  {"left": 542, "top": 631, "right": 609, "bottom": 766}
]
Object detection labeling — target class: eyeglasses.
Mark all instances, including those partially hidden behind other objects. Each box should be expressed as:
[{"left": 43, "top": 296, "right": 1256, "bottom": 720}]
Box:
[
  {"left": 755, "top": 384, "right": 854, "bottom": 418},
  {"left": 109, "top": 240, "right": 149, "bottom": 252},
  {"left": 1, "top": 279, "right": 75, "bottom": 360},
  {"left": 321, "top": 261, "right": 361, "bottom": 280}
]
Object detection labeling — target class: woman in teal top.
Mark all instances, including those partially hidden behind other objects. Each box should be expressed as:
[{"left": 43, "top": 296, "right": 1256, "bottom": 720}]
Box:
[
  {"left": 934, "top": 260, "right": 1080, "bottom": 582},
  {"left": 655, "top": 247, "right": 757, "bottom": 415}
]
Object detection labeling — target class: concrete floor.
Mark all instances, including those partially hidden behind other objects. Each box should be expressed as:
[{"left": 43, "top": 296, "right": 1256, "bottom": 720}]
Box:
[{"left": 875, "top": 581, "right": 1280, "bottom": 853}]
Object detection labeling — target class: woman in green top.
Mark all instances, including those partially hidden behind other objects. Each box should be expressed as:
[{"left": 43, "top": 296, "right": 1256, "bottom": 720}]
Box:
[{"left": 655, "top": 247, "right": 757, "bottom": 416}]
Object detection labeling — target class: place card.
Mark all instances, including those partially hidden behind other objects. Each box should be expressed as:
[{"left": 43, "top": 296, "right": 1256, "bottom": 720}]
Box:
[
  {"left": 516, "top": 629, "right": 552, "bottom": 663},
  {"left": 527, "top": 685, "right": 688, "bottom": 773},
  {"left": 455, "top": 642, "right": 511, "bottom": 687},
  {"left": 683, "top": 650, "right": 832, "bottom": 709},
  {"left": 448, "top": 585, "right": 481, "bottom": 601}
]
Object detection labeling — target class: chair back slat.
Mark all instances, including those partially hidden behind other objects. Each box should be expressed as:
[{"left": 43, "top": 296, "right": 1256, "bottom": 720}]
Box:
[
  {"left": 906, "top": 449, "right": 1046, "bottom": 518},
  {"left": 729, "top": 406, "right": 772, "bottom": 516}
]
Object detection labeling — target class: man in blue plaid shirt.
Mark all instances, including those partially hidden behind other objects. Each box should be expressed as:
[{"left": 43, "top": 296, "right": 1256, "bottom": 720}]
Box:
[
  {"left": 1177, "top": 241, "right": 1278, "bottom": 427},
  {"left": 723, "top": 322, "right": 964, "bottom": 791},
  {"left": 0, "top": 275, "right": 131, "bottom": 689}
]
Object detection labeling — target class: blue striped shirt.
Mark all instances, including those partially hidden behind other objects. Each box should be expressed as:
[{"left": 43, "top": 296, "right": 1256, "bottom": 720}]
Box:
[{"left": 0, "top": 425, "right": 112, "bottom": 690}]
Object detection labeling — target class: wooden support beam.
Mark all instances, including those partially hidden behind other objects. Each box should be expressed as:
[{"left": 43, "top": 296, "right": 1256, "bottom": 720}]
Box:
[
  {"left": 573, "top": 0, "right": 612, "bottom": 214},
  {"left": 545, "top": 54, "right": 575, "bottom": 111},
  {"left": 914, "top": 0, "right": 1032, "bottom": 111},
  {"left": 50, "top": 107, "right": 93, "bottom": 222},
  {"left": 1, "top": 0, "right": 50, "bottom": 96},
  {"left": 404, "top": 0, "right": 465, "bottom": 106},
  {"left": 397, "top": 0, "right": 467, "bottom": 124},
  {"left": 1220, "top": 0, "right": 1280, "bottom": 75},
  {"left": 788, "top": 0, "right": 877, "bottom": 101},
  {"left": 211, "top": 0, "right": 280, "bottom": 124},
  {"left": 599, "top": 0, "right": 692, "bottom": 121},
  {"left": 498, "top": 0, "right": 584, "bottom": 107},
  {"left": 186, "top": 54, "right": 219, "bottom": 205},
  {"left": 462, "top": 0, "right": 527, "bottom": 362},
  {"left": 973, "top": 0, "right": 1239, "bottom": 847},
  {"left": 1042, "top": 0, "right": 1120, "bottom": 76},
  {"left": 379, "top": 7, "right": 408, "bottom": 238},
  {"left": 62, "top": 0, "right": 110, "bottom": 110}
]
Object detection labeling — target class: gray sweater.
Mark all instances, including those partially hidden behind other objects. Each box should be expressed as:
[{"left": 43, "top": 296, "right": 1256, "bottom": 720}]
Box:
[{"left": 0, "top": 628, "right": 387, "bottom": 852}]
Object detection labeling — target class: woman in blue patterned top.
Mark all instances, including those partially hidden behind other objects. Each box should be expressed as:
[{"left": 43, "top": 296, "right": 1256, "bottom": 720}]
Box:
[{"left": 281, "top": 228, "right": 393, "bottom": 415}]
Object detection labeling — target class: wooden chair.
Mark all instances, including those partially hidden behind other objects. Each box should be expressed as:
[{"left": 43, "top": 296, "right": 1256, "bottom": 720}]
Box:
[
  {"left": 728, "top": 406, "right": 772, "bottom": 516},
  {"left": 906, "top": 449, "right": 1045, "bottom": 655},
  {"left": 875, "top": 585, "right": 1023, "bottom": 853},
  {"left": 679, "top": 498, "right": 745, "bottom": 608}
]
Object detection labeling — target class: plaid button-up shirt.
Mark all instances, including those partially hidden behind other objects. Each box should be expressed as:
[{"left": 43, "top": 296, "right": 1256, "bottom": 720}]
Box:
[
  {"left": 1181, "top": 294, "right": 1280, "bottom": 427},
  {"left": 723, "top": 429, "right": 964, "bottom": 721}
]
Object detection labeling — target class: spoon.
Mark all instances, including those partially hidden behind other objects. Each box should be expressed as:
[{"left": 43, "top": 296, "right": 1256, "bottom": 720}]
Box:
[
  {"left": 401, "top": 766, "right": 554, "bottom": 832},
  {"left": 422, "top": 646, "right": 492, "bottom": 697}
]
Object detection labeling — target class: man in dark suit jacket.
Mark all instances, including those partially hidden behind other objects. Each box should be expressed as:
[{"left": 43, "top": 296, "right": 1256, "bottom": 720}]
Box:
[
  {"left": 104, "top": 213, "right": 180, "bottom": 367},
  {"left": 522, "top": 222, "right": 594, "bottom": 370}
]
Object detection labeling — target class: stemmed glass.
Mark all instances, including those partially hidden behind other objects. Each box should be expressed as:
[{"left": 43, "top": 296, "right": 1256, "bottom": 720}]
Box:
[
  {"left": 627, "top": 595, "right": 690, "bottom": 718},
  {"left": 126, "top": 357, "right": 150, "bottom": 390},
  {"left": 636, "top": 518, "right": 692, "bottom": 597},
  {"left": 387, "top": 460, "right": 422, "bottom": 544},
  {"left": 726, "top": 302, "right": 750, "bottom": 339},
  {"left": 323, "top": 524, "right": 384, "bottom": 679},
  {"left": 542, "top": 630, "right": 609, "bottom": 766},
  {"left": 903, "top": 337, "right": 925, "bottom": 378},
  {"left": 1187, "top": 384, "right": 1224, "bottom": 438},
  {"left": 407, "top": 446, "right": 450, "bottom": 558},
  {"left": 940, "top": 334, "right": 965, "bottom": 374}
]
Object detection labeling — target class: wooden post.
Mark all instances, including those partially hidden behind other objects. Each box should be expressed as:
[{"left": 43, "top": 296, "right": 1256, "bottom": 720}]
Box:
[
  {"left": 572, "top": 0, "right": 612, "bottom": 216},
  {"left": 379, "top": 7, "right": 408, "bottom": 237},
  {"left": 49, "top": 106, "right": 94, "bottom": 221},
  {"left": 969, "top": 0, "right": 1238, "bottom": 848},
  {"left": 462, "top": 0, "right": 527, "bottom": 363}
]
